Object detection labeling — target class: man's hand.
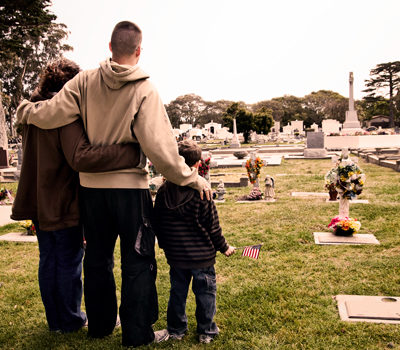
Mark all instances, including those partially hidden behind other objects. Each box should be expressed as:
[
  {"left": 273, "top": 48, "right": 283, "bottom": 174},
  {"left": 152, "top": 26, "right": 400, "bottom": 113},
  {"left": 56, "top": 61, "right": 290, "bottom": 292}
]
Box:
[
  {"left": 196, "top": 175, "right": 212, "bottom": 201},
  {"left": 224, "top": 246, "right": 235, "bottom": 257}
]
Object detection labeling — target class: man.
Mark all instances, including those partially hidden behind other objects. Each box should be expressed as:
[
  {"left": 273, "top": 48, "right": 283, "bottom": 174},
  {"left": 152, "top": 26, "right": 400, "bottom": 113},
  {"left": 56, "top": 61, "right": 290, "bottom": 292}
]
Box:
[{"left": 17, "top": 21, "right": 211, "bottom": 348}]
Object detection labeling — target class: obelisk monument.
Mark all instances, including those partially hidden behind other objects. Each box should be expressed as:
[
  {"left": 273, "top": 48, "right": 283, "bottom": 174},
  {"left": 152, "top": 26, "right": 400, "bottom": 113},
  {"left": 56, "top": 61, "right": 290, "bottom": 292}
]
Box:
[
  {"left": 342, "top": 72, "right": 362, "bottom": 130},
  {"left": 230, "top": 117, "right": 241, "bottom": 148}
]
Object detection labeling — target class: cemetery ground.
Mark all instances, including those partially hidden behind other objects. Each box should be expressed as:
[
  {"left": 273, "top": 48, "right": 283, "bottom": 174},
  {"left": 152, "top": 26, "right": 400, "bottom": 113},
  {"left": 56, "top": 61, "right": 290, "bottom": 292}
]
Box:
[{"left": 1, "top": 158, "right": 400, "bottom": 349}]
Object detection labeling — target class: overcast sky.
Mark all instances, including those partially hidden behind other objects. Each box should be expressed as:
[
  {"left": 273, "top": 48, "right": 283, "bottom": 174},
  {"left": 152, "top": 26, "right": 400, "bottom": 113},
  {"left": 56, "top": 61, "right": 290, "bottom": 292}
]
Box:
[{"left": 50, "top": 0, "right": 400, "bottom": 104}]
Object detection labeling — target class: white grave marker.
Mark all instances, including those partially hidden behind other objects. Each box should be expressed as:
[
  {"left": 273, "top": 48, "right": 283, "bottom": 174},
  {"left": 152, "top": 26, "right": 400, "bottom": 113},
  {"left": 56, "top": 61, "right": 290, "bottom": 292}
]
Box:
[
  {"left": 337, "top": 295, "right": 400, "bottom": 324},
  {"left": 313, "top": 232, "right": 379, "bottom": 245}
]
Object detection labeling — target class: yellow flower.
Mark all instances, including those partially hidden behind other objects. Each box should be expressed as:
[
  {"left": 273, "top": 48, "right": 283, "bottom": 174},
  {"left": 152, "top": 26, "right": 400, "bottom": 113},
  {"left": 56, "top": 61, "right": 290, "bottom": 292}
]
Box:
[{"left": 21, "top": 220, "right": 33, "bottom": 229}]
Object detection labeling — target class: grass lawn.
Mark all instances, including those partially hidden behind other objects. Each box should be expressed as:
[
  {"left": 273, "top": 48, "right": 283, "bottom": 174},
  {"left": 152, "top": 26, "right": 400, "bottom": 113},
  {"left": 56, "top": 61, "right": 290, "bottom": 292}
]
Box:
[{"left": 1, "top": 158, "right": 400, "bottom": 349}]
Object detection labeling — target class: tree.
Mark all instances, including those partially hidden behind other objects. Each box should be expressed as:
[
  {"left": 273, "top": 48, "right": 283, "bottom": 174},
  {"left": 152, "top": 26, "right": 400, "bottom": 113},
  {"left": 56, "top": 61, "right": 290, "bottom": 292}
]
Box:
[
  {"left": 253, "top": 108, "right": 274, "bottom": 135},
  {"left": 195, "top": 99, "right": 234, "bottom": 126},
  {"left": 303, "top": 90, "right": 348, "bottom": 125},
  {"left": 363, "top": 61, "right": 400, "bottom": 127},
  {"left": 165, "top": 94, "right": 207, "bottom": 127},
  {"left": 223, "top": 103, "right": 254, "bottom": 143},
  {"left": 0, "top": 0, "right": 72, "bottom": 135},
  {"left": 0, "top": 94, "right": 8, "bottom": 149},
  {"left": 253, "top": 95, "right": 305, "bottom": 126},
  {"left": 359, "top": 97, "right": 390, "bottom": 121}
]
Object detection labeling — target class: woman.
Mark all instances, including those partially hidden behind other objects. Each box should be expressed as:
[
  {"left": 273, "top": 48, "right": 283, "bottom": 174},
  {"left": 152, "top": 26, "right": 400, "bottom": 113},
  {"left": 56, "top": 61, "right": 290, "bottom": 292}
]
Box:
[{"left": 12, "top": 58, "right": 141, "bottom": 333}]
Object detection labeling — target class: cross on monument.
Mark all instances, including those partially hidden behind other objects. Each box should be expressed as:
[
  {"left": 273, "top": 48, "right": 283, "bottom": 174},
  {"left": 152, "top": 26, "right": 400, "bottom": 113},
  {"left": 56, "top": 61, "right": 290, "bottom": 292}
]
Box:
[{"left": 342, "top": 72, "right": 362, "bottom": 130}]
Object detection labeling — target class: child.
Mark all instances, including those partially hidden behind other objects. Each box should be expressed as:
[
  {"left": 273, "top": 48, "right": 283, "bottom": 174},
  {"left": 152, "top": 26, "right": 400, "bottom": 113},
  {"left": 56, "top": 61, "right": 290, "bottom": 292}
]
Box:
[{"left": 154, "top": 140, "right": 235, "bottom": 344}]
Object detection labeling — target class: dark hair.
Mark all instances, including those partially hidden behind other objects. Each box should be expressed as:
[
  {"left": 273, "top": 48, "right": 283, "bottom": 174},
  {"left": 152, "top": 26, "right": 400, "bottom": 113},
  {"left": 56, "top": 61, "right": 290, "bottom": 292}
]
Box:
[
  {"left": 34, "top": 58, "right": 80, "bottom": 100},
  {"left": 111, "top": 21, "right": 142, "bottom": 59},
  {"left": 178, "top": 140, "right": 202, "bottom": 167}
]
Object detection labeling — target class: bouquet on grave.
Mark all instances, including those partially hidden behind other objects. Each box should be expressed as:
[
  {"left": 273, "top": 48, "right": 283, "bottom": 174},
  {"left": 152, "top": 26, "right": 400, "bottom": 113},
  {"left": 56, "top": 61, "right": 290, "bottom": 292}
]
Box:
[
  {"left": 198, "top": 157, "right": 211, "bottom": 178},
  {"left": 328, "top": 216, "right": 361, "bottom": 236},
  {"left": 237, "top": 187, "right": 263, "bottom": 201},
  {"left": 148, "top": 162, "right": 159, "bottom": 178},
  {"left": 20, "top": 220, "right": 36, "bottom": 236},
  {"left": 324, "top": 156, "right": 365, "bottom": 199},
  {"left": 0, "top": 187, "right": 14, "bottom": 204},
  {"left": 245, "top": 157, "right": 264, "bottom": 184}
]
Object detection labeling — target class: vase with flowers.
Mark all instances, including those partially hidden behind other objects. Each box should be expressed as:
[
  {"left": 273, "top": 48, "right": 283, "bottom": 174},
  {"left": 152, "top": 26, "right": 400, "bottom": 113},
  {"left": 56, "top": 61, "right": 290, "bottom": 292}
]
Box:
[
  {"left": 198, "top": 157, "right": 211, "bottom": 182},
  {"left": 328, "top": 216, "right": 361, "bottom": 236},
  {"left": 20, "top": 220, "right": 36, "bottom": 236}
]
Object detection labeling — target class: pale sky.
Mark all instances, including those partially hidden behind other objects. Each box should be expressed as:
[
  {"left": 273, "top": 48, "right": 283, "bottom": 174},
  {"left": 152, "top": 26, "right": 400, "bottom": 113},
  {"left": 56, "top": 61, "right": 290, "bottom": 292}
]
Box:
[{"left": 51, "top": 0, "right": 400, "bottom": 104}]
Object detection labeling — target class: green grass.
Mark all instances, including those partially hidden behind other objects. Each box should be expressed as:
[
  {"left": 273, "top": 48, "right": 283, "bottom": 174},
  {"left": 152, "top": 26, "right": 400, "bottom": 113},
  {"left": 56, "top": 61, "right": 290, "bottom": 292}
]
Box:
[{"left": 1, "top": 158, "right": 400, "bottom": 349}]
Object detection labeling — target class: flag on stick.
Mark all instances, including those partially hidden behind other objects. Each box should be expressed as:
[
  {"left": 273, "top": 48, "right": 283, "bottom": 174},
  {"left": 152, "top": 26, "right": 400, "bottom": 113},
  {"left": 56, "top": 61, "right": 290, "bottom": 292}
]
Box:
[{"left": 241, "top": 244, "right": 262, "bottom": 259}]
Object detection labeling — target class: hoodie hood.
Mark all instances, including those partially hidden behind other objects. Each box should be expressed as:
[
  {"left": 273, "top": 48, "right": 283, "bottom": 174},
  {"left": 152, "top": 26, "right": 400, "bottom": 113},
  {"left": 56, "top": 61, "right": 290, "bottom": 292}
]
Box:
[
  {"left": 158, "top": 181, "right": 195, "bottom": 210},
  {"left": 99, "top": 58, "right": 150, "bottom": 90}
]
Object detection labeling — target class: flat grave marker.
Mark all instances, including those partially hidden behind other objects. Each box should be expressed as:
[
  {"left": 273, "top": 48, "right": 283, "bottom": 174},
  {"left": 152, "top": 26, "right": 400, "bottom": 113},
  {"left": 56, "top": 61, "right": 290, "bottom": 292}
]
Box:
[
  {"left": 336, "top": 295, "right": 400, "bottom": 324},
  {"left": 291, "top": 192, "right": 328, "bottom": 198},
  {"left": 236, "top": 199, "right": 276, "bottom": 203},
  {"left": 326, "top": 199, "right": 369, "bottom": 204},
  {"left": 313, "top": 232, "right": 380, "bottom": 245}
]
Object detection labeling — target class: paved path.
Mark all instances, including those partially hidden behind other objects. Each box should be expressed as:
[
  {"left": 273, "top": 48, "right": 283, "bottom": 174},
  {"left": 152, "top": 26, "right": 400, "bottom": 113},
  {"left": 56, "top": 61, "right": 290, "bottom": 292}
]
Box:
[
  {"left": 0, "top": 205, "right": 16, "bottom": 226},
  {"left": 0, "top": 231, "right": 37, "bottom": 243}
]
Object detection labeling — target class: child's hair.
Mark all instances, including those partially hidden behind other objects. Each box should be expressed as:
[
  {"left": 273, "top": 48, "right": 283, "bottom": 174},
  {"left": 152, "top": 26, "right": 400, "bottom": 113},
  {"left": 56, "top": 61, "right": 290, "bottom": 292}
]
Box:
[
  {"left": 178, "top": 140, "right": 202, "bottom": 167},
  {"left": 36, "top": 57, "right": 81, "bottom": 99}
]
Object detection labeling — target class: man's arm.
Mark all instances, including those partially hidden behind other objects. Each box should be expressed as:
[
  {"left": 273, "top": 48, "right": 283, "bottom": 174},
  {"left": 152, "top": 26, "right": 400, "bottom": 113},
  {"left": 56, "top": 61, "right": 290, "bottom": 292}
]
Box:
[
  {"left": 16, "top": 73, "right": 82, "bottom": 129},
  {"left": 133, "top": 85, "right": 211, "bottom": 198},
  {"left": 60, "top": 119, "right": 141, "bottom": 173}
]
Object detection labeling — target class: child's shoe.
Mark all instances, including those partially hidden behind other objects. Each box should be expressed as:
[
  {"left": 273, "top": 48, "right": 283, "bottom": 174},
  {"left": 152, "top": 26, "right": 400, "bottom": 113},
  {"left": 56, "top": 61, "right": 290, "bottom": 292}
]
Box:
[
  {"left": 169, "top": 333, "right": 185, "bottom": 340},
  {"left": 199, "top": 334, "right": 214, "bottom": 344}
]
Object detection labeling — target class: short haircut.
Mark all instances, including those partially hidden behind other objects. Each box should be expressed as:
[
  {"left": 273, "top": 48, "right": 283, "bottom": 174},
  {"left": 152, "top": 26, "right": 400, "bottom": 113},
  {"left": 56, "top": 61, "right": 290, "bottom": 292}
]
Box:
[
  {"left": 38, "top": 58, "right": 80, "bottom": 99},
  {"left": 111, "top": 21, "right": 142, "bottom": 58},
  {"left": 178, "top": 140, "right": 202, "bottom": 167}
]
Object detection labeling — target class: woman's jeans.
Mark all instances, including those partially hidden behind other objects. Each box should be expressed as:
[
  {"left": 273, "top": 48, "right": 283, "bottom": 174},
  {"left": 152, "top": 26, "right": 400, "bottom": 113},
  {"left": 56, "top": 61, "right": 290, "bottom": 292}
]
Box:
[
  {"left": 167, "top": 265, "right": 219, "bottom": 337},
  {"left": 36, "top": 224, "right": 86, "bottom": 332}
]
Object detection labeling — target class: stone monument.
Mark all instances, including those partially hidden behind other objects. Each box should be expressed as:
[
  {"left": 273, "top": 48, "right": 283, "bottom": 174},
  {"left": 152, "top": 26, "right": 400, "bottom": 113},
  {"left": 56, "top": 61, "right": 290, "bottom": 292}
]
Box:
[
  {"left": 215, "top": 180, "right": 226, "bottom": 201},
  {"left": 264, "top": 175, "right": 275, "bottom": 202},
  {"left": 230, "top": 117, "right": 241, "bottom": 148},
  {"left": 342, "top": 72, "right": 362, "bottom": 131},
  {"left": 303, "top": 131, "right": 327, "bottom": 158}
]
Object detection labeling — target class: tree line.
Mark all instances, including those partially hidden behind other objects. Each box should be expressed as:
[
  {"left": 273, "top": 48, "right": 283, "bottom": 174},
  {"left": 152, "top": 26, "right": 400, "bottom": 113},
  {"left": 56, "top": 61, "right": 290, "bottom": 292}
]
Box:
[{"left": 1, "top": 1, "right": 400, "bottom": 140}]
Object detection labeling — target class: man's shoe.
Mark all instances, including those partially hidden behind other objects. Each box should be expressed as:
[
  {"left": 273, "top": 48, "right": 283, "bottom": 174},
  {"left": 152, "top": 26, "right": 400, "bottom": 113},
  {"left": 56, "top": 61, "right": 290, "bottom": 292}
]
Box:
[
  {"left": 153, "top": 329, "right": 169, "bottom": 343},
  {"left": 199, "top": 334, "right": 214, "bottom": 344},
  {"left": 169, "top": 332, "right": 185, "bottom": 340}
]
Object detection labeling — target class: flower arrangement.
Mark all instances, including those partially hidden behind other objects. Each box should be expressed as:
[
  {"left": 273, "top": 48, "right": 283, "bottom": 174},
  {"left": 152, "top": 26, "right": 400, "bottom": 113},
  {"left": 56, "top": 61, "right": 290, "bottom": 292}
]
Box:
[
  {"left": 237, "top": 187, "right": 263, "bottom": 201},
  {"left": 0, "top": 187, "right": 14, "bottom": 204},
  {"left": 148, "top": 162, "right": 158, "bottom": 178},
  {"left": 20, "top": 220, "right": 36, "bottom": 235},
  {"left": 245, "top": 157, "right": 264, "bottom": 184},
  {"left": 328, "top": 216, "right": 361, "bottom": 236},
  {"left": 198, "top": 157, "right": 211, "bottom": 178},
  {"left": 324, "top": 155, "right": 365, "bottom": 199}
]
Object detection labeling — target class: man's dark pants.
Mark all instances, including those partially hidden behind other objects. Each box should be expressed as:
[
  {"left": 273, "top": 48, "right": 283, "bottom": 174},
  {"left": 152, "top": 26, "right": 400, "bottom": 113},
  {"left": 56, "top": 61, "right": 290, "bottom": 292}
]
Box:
[{"left": 80, "top": 187, "right": 158, "bottom": 347}]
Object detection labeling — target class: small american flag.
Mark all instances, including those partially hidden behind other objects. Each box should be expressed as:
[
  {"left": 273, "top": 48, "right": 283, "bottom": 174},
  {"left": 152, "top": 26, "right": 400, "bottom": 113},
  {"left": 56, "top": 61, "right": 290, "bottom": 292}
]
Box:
[{"left": 241, "top": 244, "right": 262, "bottom": 259}]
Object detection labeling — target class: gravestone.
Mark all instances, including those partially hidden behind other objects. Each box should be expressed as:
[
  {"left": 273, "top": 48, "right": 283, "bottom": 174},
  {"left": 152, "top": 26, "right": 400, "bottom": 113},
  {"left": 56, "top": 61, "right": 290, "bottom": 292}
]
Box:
[
  {"left": 230, "top": 118, "right": 240, "bottom": 148},
  {"left": 342, "top": 72, "right": 362, "bottom": 131},
  {"left": 313, "top": 232, "right": 380, "bottom": 245},
  {"left": 303, "top": 132, "right": 327, "bottom": 158},
  {"left": 322, "top": 119, "right": 341, "bottom": 134},
  {"left": 0, "top": 147, "right": 8, "bottom": 168},
  {"left": 17, "top": 145, "right": 22, "bottom": 171},
  {"left": 336, "top": 295, "right": 400, "bottom": 324},
  {"left": 291, "top": 192, "right": 328, "bottom": 198}
]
